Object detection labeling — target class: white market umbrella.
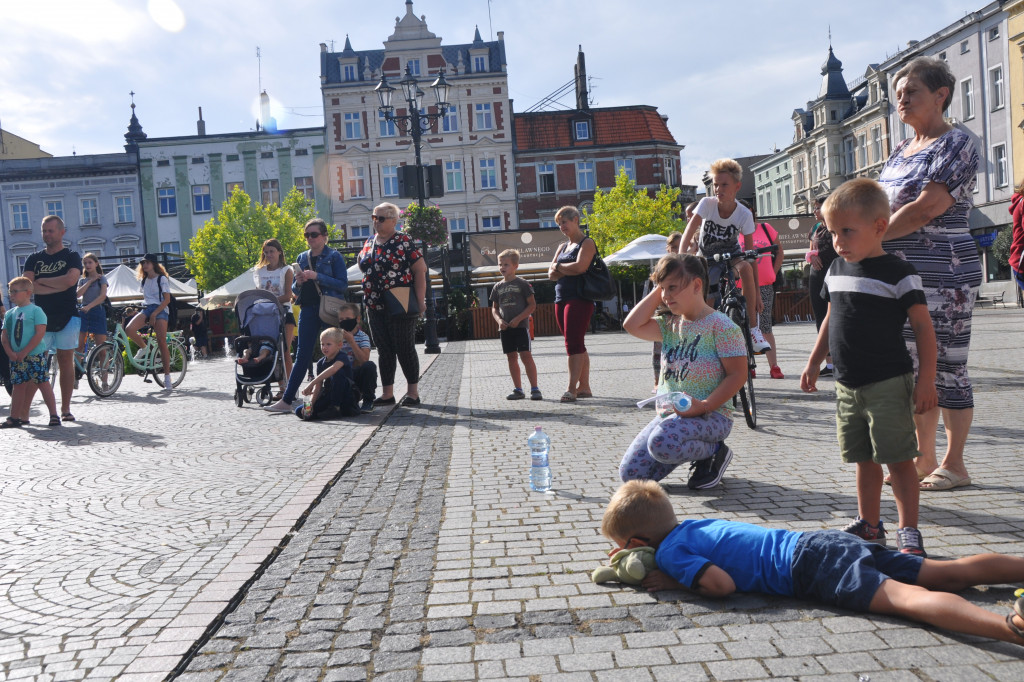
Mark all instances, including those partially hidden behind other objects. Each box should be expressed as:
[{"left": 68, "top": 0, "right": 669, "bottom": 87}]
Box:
[
  {"left": 199, "top": 268, "right": 257, "bottom": 309},
  {"left": 603, "top": 234, "right": 669, "bottom": 264}
]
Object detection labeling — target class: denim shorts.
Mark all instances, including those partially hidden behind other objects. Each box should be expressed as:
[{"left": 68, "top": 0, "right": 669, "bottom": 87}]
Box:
[
  {"left": 43, "top": 315, "right": 80, "bottom": 351},
  {"left": 10, "top": 355, "right": 47, "bottom": 385},
  {"left": 790, "top": 530, "right": 924, "bottom": 612},
  {"left": 143, "top": 303, "right": 169, "bottom": 322},
  {"left": 80, "top": 306, "right": 107, "bottom": 335}
]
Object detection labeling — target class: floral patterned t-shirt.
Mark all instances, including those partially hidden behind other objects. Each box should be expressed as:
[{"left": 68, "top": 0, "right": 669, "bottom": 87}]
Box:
[
  {"left": 357, "top": 232, "right": 423, "bottom": 311},
  {"left": 657, "top": 310, "right": 746, "bottom": 417}
]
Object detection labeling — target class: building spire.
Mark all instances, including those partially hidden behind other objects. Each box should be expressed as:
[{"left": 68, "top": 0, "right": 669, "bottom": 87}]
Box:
[{"left": 124, "top": 91, "right": 147, "bottom": 153}]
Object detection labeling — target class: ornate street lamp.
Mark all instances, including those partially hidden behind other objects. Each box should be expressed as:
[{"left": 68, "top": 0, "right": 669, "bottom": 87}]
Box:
[{"left": 375, "top": 66, "right": 452, "bottom": 354}]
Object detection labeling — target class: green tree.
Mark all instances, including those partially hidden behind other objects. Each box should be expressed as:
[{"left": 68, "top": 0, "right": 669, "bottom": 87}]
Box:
[
  {"left": 186, "top": 187, "right": 332, "bottom": 291},
  {"left": 584, "top": 169, "right": 685, "bottom": 257},
  {"left": 992, "top": 224, "right": 1012, "bottom": 266}
]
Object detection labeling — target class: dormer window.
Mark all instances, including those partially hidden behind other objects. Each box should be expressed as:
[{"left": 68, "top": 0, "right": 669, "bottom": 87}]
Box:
[
  {"left": 343, "top": 64, "right": 356, "bottom": 81},
  {"left": 473, "top": 55, "right": 487, "bottom": 72},
  {"left": 575, "top": 120, "right": 590, "bottom": 140},
  {"left": 830, "top": 110, "right": 837, "bottom": 121},
  {"left": 407, "top": 59, "right": 421, "bottom": 76}
]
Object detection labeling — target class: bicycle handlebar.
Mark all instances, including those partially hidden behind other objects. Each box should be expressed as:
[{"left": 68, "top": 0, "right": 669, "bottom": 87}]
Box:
[{"left": 711, "top": 244, "right": 778, "bottom": 263}]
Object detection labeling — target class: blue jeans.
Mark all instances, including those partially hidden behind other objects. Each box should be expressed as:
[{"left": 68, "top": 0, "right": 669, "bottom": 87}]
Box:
[{"left": 283, "top": 306, "right": 323, "bottom": 404}]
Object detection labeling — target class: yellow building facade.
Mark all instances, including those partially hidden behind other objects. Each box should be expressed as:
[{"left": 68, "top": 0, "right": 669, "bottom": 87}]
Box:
[{"left": 1008, "top": 0, "right": 1024, "bottom": 189}]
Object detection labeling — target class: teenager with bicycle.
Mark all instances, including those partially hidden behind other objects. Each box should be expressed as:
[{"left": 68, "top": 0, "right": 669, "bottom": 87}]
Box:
[
  {"left": 126, "top": 254, "right": 174, "bottom": 392},
  {"left": 620, "top": 254, "right": 747, "bottom": 489},
  {"left": 679, "top": 159, "right": 769, "bottom": 355}
]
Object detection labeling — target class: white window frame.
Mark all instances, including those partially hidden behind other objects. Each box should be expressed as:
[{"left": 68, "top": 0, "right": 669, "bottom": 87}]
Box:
[
  {"left": 10, "top": 202, "right": 30, "bottom": 231},
  {"left": 160, "top": 241, "right": 181, "bottom": 254},
  {"left": 378, "top": 111, "right": 396, "bottom": 137},
  {"left": 260, "top": 179, "right": 280, "bottom": 206},
  {"left": 857, "top": 134, "right": 867, "bottom": 169},
  {"left": 993, "top": 143, "right": 1008, "bottom": 188},
  {"left": 442, "top": 107, "right": 458, "bottom": 132},
  {"left": 473, "top": 55, "right": 487, "bottom": 72},
  {"left": 343, "top": 64, "right": 357, "bottom": 81},
  {"left": 407, "top": 58, "right": 421, "bottom": 76},
  {"left": 575, "top": 121, "right": 590, "bottom": 140},
  {"left": 475, "top": 103, "right": 493, "bottom": 130},
  {"left": 817, "top": 144, "right": 827, "bottom": 177},
  {"left": 538, "top": 163, "right": 556, "bottom": 193},
  {"left": 295, "top": 176, "right": 314, "bottom": 201},
  {"left": 157, "top": 187, "right": 176, "bottom": 216},
  {"left": 348, "top": 167, "right": 366, "bottom": 198},
  {"left": 44, "top": 199, "right": 63, "bottom": 221},
  {"left": 192, "top": 184, "right": 212, "bottom": 214},
  {"left": 960, "top": 39, "right": 970, "bottom": 54},
  {"left": 871, "top": 126, "right": 882, "bottom": 165},
  {"left": 990, "top": 65, "right": 1004, "bottom": 110},
  {"left": 664, "top": 158, "right": 676, "bottom": 186},
  {"left": 350, "top": 225, "right": 371, "bottom": 239},
  {"left": 382, "top": 166, "right": 399, "bottom": 197},
  {"left": 448, "top": 217, "right": 467, "bottom": 233},
  {"left": 614, "top": 158, "right": 635, "bottom": 181},
  {"left": 481, "top": 215, "right": 502, "bottom": 231},
  {"left": 80, "top": 197, "right": 99, "bottom": 226},
  {"left": 785, "top": 185, "right": 792, "bottom": 208},
  {"left": 445, "top": 161, "right": 463, "bottom": 192},
  {"left": 795, "top": 159, "right": 805, "bottom": 190},
  {"left": 226, "top": 181, "right": 244, "bottom": 196},
  {"left": 576, "top": 160, "right": 595, "bottom": 191},
  {"left": 114, "top": 195, "right": 134, "bottom": 224},
  {"left": 961, "top": 78, "right": 975, "bottom": 120},
  {"left": 844, "top": 137, "right": 855, "bottom": 174},
  {"left": 479, "top": 158, "right": 497, "bottom": 190},
  {"left": 989, "top": 26, "right": 999, "bottom": 41},
  {"left": 344, "top": 112, "right": 362, "bottom": 140}
]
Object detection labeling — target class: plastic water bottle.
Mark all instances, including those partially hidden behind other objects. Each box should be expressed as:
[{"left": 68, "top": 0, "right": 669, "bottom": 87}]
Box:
[
  {"left": 528, "top": 426, "right": 551, "bottom": 492},
  {"left": 655, "top": 391, "right": 692, "bottom": 416}
]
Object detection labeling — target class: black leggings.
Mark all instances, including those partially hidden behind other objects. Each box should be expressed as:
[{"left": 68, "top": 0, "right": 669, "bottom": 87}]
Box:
[{"left": 368, "top": 309, "right": 420, "bottom": 387}]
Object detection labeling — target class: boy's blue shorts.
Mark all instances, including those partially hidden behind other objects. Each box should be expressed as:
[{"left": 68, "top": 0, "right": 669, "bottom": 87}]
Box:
[
  {"left": 791, "top": 530, "right": 923, "bottom": 612},
  {"left": 10, "top": 355, "right": 48, "bottom": 385}
]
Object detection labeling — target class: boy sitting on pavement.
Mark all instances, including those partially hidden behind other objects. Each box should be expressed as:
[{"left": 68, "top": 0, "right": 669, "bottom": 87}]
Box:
[
  {"left": 601, "top": 480, "right": 1024, "bottom": 646},
  {"left": 490, "top": 248, "right": 541, "bottom": 400},
  {"left": 337, "top": 302, "right": 377, "bottom": 413},
  {"left": 1, "top": 277, "right": 60, "bottom": 428},
  {"left": 801, "top": 178, "right": 936, "bottom": 556},
  {"left": 296, "top": 327, "right": 357, "bottom": 420}
]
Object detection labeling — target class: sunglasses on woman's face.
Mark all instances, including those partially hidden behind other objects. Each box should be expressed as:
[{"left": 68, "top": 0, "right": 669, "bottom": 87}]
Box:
[
  {"left": 372, "top": 214, "right": 392, "bottom": 222},
  {"left": 304, "top": 232, "right": 323, "bottom": 239}
]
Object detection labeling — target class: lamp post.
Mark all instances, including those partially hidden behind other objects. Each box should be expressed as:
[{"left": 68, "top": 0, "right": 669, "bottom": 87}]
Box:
[{"left": 375, "top": 65, "right": 451, "bottom": 354}]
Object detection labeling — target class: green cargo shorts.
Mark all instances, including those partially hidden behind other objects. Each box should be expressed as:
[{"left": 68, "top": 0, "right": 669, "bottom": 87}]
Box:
[{"left": 835, "top": 373, "right": 919, "bottom": 465}]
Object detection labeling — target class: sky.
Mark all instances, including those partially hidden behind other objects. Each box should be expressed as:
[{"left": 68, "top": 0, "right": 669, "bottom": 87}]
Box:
[{"left": 0, "top": 0, "right": 984, "bottom": 187}]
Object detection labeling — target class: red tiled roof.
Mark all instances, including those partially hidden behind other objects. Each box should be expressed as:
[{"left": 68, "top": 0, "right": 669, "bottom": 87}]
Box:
[{"left": 513, "top": 106, "right": 677, "bottom": 151}]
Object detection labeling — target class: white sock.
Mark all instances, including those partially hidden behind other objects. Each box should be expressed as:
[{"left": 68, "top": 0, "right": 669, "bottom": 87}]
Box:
[{"left": 164, "top": 374, "right": 172, "bottom": 385}]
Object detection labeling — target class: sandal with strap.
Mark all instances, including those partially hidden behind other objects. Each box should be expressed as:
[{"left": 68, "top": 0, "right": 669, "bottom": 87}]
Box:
[
  {"left": 61, "top": 412, "right": 76, "bottom": 422},
  {"left": 0, "top": 417, "right": 23, "bottom": 429},
  {"left": 560, "top": 391, "right": 577, "bottom": 403},
  {"left": 1006, "top": 598, "right": 1024, "bottom": 642},
  {"left": 48, "top": 415, "right": 62, "bottom": 427}
]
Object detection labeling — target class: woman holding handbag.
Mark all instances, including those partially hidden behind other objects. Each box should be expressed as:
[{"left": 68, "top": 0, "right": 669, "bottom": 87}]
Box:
[
  {"left": 357, "top": 202, "right": 427, "bottom": 408},
  {"left": 548, "top": 205, "right": 596, "bottom": 403},
  {"left": 266, "top": 218, "right": 347, "bottom": 413}
]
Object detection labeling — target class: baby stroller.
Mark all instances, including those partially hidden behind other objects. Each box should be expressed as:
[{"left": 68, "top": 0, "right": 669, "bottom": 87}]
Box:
[{"left": 232, "top": 289, "right": 287, "bottom": 407}]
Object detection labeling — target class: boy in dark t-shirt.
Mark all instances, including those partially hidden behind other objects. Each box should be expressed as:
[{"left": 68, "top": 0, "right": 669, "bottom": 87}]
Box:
[
  {"left": 801, "top": 179, "right": 937, "bottom": 557},
  {"left": 490, "top": 249, "right": 541, "bottom": 401}
]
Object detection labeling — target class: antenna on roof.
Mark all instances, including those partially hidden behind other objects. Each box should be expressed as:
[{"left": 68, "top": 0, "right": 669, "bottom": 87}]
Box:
[{"left": 256, "top": 46, "right": 263, "bottom": 97}]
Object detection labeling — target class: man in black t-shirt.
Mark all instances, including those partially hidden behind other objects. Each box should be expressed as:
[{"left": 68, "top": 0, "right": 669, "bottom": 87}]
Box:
[{"left": 23, "top": 215, "right": 82, "bottom": 420}]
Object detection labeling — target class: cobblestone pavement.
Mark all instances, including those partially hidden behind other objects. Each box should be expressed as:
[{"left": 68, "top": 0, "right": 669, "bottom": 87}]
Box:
[
  {"left": 0, "top": 349, "right": 431, "bottom": 681},
  {"left": 174, "top": 308, "right": 1024, "bottom": 682}
]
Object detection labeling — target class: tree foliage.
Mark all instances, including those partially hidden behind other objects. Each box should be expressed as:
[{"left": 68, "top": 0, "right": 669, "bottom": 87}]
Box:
[
  {"left": 992, "top": 225, "right": 1012, "bottom": 266},
  {"left": 186, "top": 187, "right": 333, "bottom": 291},
  {"left": 584, "top": 169, "right": 685, "bottom": 257}
]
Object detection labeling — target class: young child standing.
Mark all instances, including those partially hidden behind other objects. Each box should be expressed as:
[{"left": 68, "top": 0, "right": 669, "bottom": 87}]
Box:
[
  {"left": 337, "top": 302, "right": 378, "bottom": 413},
  {"left": 601, "top": 480, "right": 1024, "bottom": 647},
  {"left": 620, "top": 254, "right": 748, "bottom": 489},
  {"left": 297, "top": 327, "right": 357, "bottom": 420},
  {"left": 679, "top": 158, "right": 769, "bottom": 354},
  {"left": 801, "top": 178, "right": 937, "bottom": 556},
  {"left": 1, "top": 278, "right": 59, "bottom": 427},
  {"left": 490, "top": 249, "right": 541, "bottom": 401}
]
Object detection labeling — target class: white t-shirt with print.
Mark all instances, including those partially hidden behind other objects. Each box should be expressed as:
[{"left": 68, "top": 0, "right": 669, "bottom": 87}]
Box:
[
  {"left": 141, "top": 275, "right": 170, "bottom": 305},
  {"left": 695, "top": 197, "right": 755, "bottom": 256}
]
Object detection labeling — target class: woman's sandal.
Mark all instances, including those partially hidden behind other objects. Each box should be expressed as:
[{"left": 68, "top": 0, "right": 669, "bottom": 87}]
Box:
[
  {"left": 560, "top": 391, "right": 577, "bottom": 403},
  {"left": 1006, "top": 598, "right": 1024, "bottom": 642},
  {"left": 883, "top": 471, "right": 928, "bottom": 486},
  {"left": 61, "top": 412, "right": 75, "bottom": 422},
  {"left": 576, "top": 391, "right": 593, "bottom": 399},
  {"left": 48, "top": 415, "right": 62, "bottom": 427},
  {"left": 0, "top": 417, "right": 23, "bottom": 429}
]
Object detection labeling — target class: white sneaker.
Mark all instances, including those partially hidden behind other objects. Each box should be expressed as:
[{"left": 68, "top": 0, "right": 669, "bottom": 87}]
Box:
[
  {"left": 264, "top": 399, "right": 293, "bottom": 413},
  {"left": 164, "top": 375, "right": 173, "bottom": 391},
  {"left": 133, "top": 347, "right": 148, "bottom": 362},
  {"left": 750, "top": 328, "right": 771, "bottom": 354}
]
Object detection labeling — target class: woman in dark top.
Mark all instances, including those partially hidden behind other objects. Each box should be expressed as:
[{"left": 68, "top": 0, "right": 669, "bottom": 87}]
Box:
[
  {"left": 806, "top": 195, "right": 837, "bottom": 376},
  {"left": 265, "top": 218, "right": 347, "bottom": 413},
  {"left": 548, "top": 205, "right": 597, "bottom": 403}
]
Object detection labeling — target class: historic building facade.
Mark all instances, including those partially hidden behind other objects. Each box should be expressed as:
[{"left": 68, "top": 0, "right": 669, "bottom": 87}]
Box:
[
  {"left": 513, "top": 49, "right": 685, "bottom": 230},
  {"left": 320, "top": 1, "right": 516, "bottom": 242}
]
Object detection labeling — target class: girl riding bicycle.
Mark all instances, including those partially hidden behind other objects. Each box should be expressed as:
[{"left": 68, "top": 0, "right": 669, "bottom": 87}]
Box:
[
  {"left": 127, "top": 254, "right": 173, "bottom": 391},
  {"left": 76, "top": 253, "right": 109, "bottom": 359},
  {"left": 620, "top": 254, "right": 748, "bottom": 489}
]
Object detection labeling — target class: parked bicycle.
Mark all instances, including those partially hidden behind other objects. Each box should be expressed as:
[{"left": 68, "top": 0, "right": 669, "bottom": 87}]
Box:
[
  {"left": 85, "top": 321, "right": 188, "bottom": 397},
  {"left": 710, "top": 244, "right": 777, "bottom": 429},
  {"left": 44, "top": 339, "right": 93, "bottom": 390}
]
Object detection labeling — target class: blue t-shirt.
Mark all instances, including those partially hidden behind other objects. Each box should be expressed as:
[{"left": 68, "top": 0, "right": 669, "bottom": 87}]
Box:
[
  {"left": 655, "top": 519, "right": 802, "bottom": 597},
  {"left": 3, "top": 304, "right": 49, "bottom": 356},
  {"left": 340, "top": 329, "right": 371, "bottom": 366}
]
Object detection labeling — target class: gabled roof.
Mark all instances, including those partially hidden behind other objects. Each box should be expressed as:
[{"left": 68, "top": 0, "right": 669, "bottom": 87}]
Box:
[{"left": 513, "top": 106, "right": 677, "bottom": 151}]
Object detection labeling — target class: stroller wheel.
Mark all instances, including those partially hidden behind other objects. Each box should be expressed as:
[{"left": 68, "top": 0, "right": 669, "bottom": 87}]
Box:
[
  {"left": 243, "top": 386, "right": 255, "bottom": 403},
  {"left": 234, "top": 388, "right": 244, "bottom": 408},
  {"left": 255, "top": 385, "right": 273, "bottom": 406}
]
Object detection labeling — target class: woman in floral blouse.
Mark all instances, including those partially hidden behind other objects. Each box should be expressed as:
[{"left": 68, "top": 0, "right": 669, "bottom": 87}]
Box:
[
  {"left": 358, "top": 202, "right": 427, "bottom": 407},
  {"left": 879, "top": 56, "right": 981, "bottom": 492}
]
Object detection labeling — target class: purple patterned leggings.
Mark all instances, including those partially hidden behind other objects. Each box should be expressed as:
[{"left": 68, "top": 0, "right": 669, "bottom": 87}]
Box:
[{"left": 619, "top": 411, "right": 733, "bottom": 482}]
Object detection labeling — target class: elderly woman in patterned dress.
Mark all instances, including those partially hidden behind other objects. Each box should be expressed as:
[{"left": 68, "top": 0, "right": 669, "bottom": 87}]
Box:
[{"left": 878, "top": 56, "right": 981, "bottom": 491}]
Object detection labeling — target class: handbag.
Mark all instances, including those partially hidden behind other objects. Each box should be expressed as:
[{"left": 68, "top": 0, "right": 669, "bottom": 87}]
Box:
[
  {"left": 581, "top": 240, "right": 615, "bottom": 301},
  {"left": 315, "top": 282, "right": 345, "bottom": 326},
  {"left": 382, "top": 286, "right": 420, "bottom": 317}
]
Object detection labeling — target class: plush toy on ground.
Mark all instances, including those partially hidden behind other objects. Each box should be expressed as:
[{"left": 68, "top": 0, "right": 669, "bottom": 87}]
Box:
[{"left": 591, "top": 546, "right": 657, "bottom": 585}]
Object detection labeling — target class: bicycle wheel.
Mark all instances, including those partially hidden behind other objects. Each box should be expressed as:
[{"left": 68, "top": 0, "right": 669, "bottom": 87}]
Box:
[
  {"left": 728, "top": 306, "right": 757, "bottom": 429},
  {"left": 86, "top": 342, "right": 124, "bottom": 397},
  {"left": 153, "top": 340, "right": 188, "bottom": 388},
  {"left": 47, "top": 352, "right": 58, "bottom": 388}
]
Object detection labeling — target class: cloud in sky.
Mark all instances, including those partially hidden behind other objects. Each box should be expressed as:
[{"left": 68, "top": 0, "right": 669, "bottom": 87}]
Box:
[{"left": 0, "top": 0, "right": 976, "bottom": 185}]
